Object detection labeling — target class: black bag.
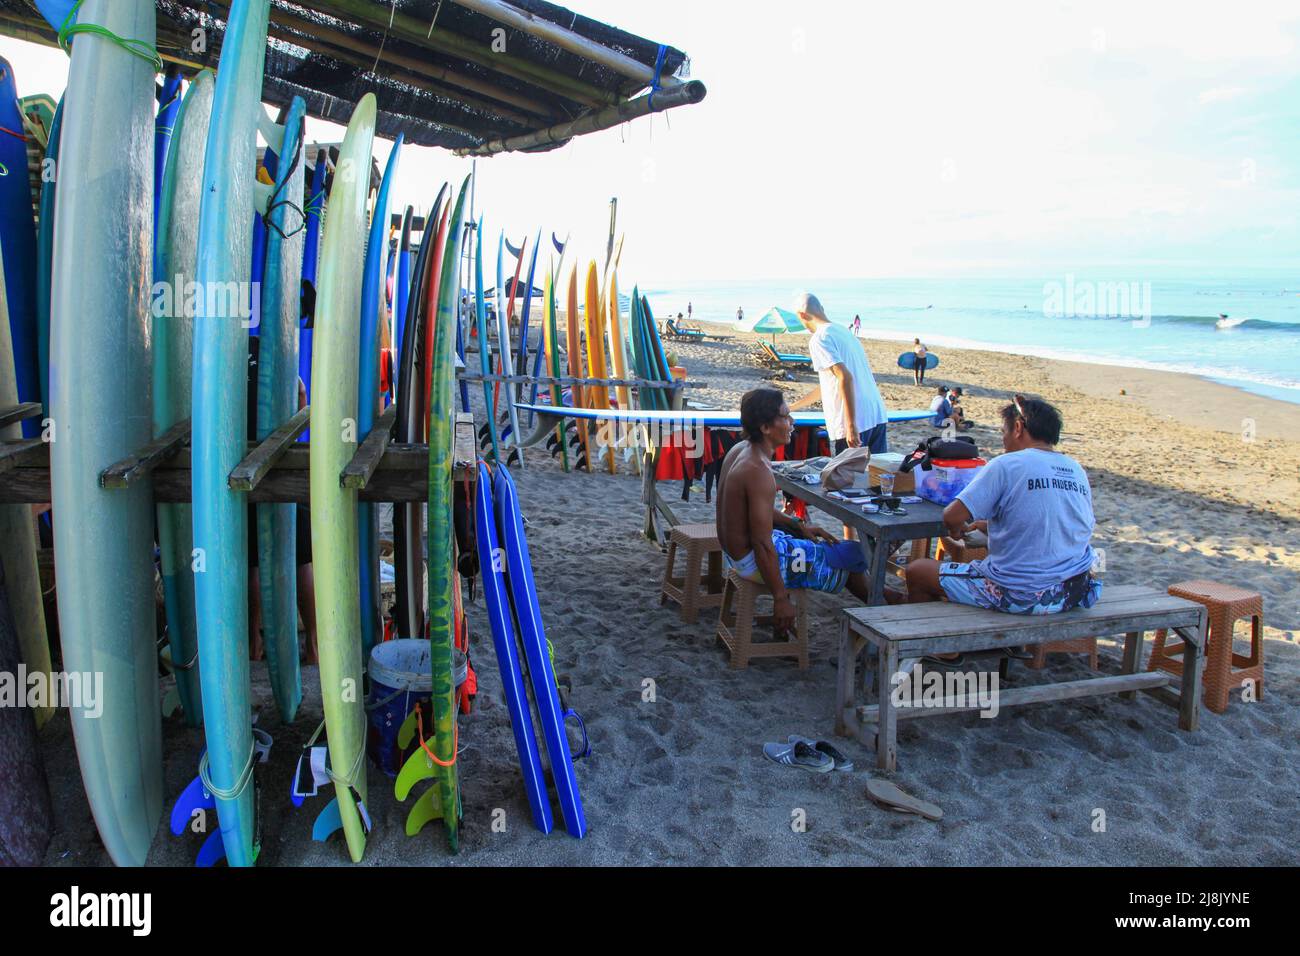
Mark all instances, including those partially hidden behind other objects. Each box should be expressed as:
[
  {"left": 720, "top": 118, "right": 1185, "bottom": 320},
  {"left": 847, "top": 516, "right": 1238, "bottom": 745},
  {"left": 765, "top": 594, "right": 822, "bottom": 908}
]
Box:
[{"left": 900, "top": 435, "right": 979, "bottom": 473}]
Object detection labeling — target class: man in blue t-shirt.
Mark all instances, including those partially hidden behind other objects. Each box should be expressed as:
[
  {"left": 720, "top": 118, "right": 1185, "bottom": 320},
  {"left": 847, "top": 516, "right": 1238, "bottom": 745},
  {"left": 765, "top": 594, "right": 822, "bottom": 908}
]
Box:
[{"left": 905, "top": 394, "right": 1101, "bottom": 615}]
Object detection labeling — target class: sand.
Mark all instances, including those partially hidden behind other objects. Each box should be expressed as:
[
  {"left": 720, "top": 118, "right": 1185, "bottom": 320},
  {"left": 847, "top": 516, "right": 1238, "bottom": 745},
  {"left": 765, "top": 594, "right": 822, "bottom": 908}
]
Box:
[{"left": 37, "top": 329, "right": 1300, "bottom": 866}]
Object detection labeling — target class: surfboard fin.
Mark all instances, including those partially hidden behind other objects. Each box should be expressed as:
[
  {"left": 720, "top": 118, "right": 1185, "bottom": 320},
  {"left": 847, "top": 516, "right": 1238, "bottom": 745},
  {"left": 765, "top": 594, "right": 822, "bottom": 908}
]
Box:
[
  {"left": 195, "top": 829, "right": 226, "bottom": 867},
  {"left": 405, "top": 788, "right": 444, "bottom": 836},
  {"left": 396, "top": 709, "right": 419, "bottom": 750},
  {"left": 394, "top": 745, "right": 437, "bottom": 801},
  {"left": 253, "top": 179, "right": 275, "bottom": 216},
  {"left": 312, "top": 797, "right": 343, "bottom": 842},
  {"left": 170, "top": 770, "right": 216, "bottom": 836},
  {"left": 258, "top": 106, "right": 284, "bottom": 154}
]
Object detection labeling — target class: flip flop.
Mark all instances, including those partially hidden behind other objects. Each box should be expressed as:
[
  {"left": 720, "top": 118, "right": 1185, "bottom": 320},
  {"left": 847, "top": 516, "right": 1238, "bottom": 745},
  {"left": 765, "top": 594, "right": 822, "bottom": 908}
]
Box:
[
  {"left": 865, "top": 778, "right": 943, "bottom": 821},
  {"left": 762, "top": 741, "right": 834, "bottom": 773},
  {"left": 787, "top": 735, "right": 855, "bottom": 772}
]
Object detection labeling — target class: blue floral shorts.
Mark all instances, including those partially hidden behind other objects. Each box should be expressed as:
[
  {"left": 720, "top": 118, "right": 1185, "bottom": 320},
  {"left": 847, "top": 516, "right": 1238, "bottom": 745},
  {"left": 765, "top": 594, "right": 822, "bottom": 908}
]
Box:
[{"left": 939, "top": 560, "right": 1101, "bottom": 615}]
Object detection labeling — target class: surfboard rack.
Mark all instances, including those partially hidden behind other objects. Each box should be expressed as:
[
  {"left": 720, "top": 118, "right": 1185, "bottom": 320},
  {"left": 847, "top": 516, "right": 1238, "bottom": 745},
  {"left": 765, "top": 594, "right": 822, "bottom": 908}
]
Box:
[{"left": 0, "top": 409, "right": 478, "bottom": 505}]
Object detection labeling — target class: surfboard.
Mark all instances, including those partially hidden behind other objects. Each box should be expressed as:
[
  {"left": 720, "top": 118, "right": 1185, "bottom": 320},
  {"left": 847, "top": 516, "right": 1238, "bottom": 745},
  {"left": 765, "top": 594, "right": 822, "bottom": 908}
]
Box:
[
  {"left": 494, "top": 465, "right": 587, "bottom": 837},
  {"left": 420, "top": 201, "right": 452, "bottom": 431},
  {"left": 543, "top": 265, "right": 569, "bottom": 471},
  {"left": 49, "top": 0, "right": 162, "bottom": 868},
  {"left": 563, "top": 263, "right": 589, "bottom": 469},
  {"left": 153, "top": 65, "right": 183, "bottom": 236},
  {"left": 309, "top": 92, "right": 377, "bottom": 863},
  {"left": 153, "top": 68, "right": 213, "bottom": 728},
  {"left": 393, "top": 183, "right": 446, "bottom": 643},
  {"left": 473, "top": 218, "right": 500, "bottom": 463},
  {"left": 493, "top": 229, "right": 521, "bottom": 464},
  {"left": 35, "top": 97, "right": 61, "bottom": 416},
  {"left": 520, "top": 230, "right": 542, "bottom": 423},
  {"left": 0, "top": 57, "right": 41, "bottom": 437},
  {"left": 394, "top": 205, "right": 413, "bottom": 384},
  {"left": 357, "top": 136, "right": 402, "bottom": 660},
  {"left": 188, "top": 0, "right": 272, "bottom": 868},
  {"left": 474, "top": 462, "right": 552, "bottom": 833},
  {"left": 0, "top": 243, "right": 52, "bottom": 732},
  {"left": 898, "top": 352, "right": 939, "bottom": 371},
  {"left": 255, "top": 95, "right": 306, "bottom": 724},
  {"left": 298, "top": 146, "right": 327, "bottom": 438},
  {"left": 606, "top": 271, "right": 631, "bottom": 412},
  {"left": 395, "top": 175, "right": 469, "bottom": 851},
  {"left": 583, "top": 260, "right": 613, "bottom": 472}
]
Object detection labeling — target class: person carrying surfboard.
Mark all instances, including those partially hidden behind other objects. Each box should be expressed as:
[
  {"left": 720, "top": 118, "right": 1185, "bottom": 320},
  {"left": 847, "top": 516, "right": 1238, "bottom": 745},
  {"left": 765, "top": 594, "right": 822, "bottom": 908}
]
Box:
[
  {"left": 787, "top": 292, "right": 888, "bottom": 454},
  {"left": 912, "top": 337, "right": 929, "bottom": 385},
  {"left": 716, "top": 388, "right": 872, "bottom": 636}
]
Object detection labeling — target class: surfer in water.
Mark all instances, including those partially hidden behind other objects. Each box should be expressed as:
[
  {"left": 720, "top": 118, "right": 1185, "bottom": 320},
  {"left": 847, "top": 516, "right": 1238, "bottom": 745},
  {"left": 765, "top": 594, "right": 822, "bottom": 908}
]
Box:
[{"left": 717, "top": 388, "right": 871, "bottom": 636}]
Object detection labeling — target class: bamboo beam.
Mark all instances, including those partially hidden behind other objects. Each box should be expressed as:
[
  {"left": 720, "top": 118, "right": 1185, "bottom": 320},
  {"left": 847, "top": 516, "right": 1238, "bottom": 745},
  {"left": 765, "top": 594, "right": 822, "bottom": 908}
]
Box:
[
  {"left": 0, "top": 438, "right": 45, "bottom": 476},
  {"left": 459, "top": 80, "right": 707, "bottom": 156},
  {"left": 100, "top": 419, "right": 191, "bottom": 489},
  {"left": 262, "top": 4, "right": 554, "bottom": 123},
  {"left": 451, "top": 0, "right": 682, "bottom": 91},
  {"left": 313, "top": 0, "right": 615, "bottom": 108}
]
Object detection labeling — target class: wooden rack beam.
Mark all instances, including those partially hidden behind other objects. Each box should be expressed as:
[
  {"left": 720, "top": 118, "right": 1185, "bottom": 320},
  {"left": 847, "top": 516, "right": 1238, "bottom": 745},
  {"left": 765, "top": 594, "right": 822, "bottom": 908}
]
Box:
[
  {"left": 341, "top": 405, "right": 397, "bottom": 490},
  {"left": 0, "top": 437, "right": 45, "bottom": 476},
  {"left": 100, "top": 419, "right": 191, "bottom": 489},
  {"left": 229, "top": 407, "right": 312, "bottom": 491},
  {"left": 0, "top": 402, "right": 42, "bottom": 431}
]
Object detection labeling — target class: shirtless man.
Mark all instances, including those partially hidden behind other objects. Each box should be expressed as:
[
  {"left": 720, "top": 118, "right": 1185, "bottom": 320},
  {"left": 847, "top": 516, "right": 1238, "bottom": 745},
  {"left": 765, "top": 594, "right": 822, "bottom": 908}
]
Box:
[{"left": 717, "top": 388, "right": 871, "bottom": 635}]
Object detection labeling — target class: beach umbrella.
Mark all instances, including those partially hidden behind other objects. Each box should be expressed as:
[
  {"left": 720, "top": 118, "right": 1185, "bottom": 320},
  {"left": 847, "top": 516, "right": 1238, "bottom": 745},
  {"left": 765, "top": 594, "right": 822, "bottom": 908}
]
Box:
[{"left": 736, "top": 306, "right": 804, "bottom": 345}]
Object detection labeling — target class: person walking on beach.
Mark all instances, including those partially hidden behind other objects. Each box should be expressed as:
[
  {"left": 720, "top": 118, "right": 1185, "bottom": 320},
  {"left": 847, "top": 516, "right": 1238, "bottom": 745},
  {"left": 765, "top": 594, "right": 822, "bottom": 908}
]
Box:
[
  {"left": 787, "top": 292, "right": 888, "bottom": 453},
  {"left": 716, "top": 388, "right": 871, "bottom": 636},
  {"left": 736, "top": 305, "right": 744, "bottom": 324},
  {"left": 852, "top": 314, "right": 861, "bottom": 336},
  {"left": 912, "top": 337, "right": 929, "bottom": 386},
  {"left": 904, "top": 394, "right": 1101, "bottom": 623}
]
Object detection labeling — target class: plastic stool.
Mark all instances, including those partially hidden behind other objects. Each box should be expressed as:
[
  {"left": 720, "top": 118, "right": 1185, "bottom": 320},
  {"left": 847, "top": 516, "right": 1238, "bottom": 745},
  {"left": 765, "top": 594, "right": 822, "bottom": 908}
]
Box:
[{"left": 1149, "top": 580, "right": 1263, "bottom": 714}]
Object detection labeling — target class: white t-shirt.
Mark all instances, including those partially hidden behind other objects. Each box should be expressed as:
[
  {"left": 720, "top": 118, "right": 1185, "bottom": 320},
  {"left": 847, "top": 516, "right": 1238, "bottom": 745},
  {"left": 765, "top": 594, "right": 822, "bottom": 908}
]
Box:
[
  {"left": 956, "top": 447, "right": 1097, "bottom": 592},
  {"left": 808, "top": 321, "right": 886, "bottom": 440}
]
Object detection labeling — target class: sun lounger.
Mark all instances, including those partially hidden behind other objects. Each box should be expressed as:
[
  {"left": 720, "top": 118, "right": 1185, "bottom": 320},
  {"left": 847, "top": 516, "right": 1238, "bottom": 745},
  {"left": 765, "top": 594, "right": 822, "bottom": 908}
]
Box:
[
  {"left": 662, "top": 319, "right": 706, "bottom": 341},
  {"left": 757, "top": 340, "right": 812, "bottom": 367}
]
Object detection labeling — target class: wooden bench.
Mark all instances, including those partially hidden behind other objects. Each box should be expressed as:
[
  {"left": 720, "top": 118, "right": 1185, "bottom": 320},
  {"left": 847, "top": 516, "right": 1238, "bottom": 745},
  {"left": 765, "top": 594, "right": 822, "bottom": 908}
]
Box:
[{"left": 837, "top": 584, "right": 1208, "bottom": 771}]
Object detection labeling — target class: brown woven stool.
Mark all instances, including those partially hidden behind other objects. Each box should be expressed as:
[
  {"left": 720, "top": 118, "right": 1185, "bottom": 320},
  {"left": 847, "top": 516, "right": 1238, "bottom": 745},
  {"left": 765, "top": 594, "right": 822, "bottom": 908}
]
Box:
[
  {"left": 658, "top": 523, "right": 725, "bottom": 624},
  {"left": 715, "top": 569, "right": 809, "bottom": 669},
  {"left": 1148, "top": 580, "right": 1264, "bottom": 714}
]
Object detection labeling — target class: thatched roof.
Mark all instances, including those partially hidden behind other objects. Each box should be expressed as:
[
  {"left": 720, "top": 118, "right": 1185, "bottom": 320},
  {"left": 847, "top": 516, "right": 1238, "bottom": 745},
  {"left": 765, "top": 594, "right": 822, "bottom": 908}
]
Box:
[{"left": 0, "top": 0, "right": 706, "bottom": 154}]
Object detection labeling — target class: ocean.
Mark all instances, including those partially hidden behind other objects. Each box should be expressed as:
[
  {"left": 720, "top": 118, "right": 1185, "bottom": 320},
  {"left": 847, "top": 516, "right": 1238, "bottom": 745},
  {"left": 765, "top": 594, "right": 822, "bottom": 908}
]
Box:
[{"left": 645, "top": 277, "right": 1300, "bottom": 405}]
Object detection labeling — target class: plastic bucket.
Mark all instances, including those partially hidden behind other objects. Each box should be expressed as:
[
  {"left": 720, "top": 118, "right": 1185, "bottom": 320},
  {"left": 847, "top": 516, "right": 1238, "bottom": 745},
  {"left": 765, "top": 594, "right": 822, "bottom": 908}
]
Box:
[{"left": 366, "top": 640, "right": 468, "bottom": 777}]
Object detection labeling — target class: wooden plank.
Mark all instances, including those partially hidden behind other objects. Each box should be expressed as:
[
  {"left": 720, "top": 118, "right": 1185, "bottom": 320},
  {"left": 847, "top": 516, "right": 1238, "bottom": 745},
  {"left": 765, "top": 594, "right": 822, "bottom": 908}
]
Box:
[
  {"left": 0, "top": 438, "right": 46, "bottom": 476},
  {"left": 228, "top": 407, "right": 311, "bottom": 491},
  {"left": 847, "top": 584, "right": 1157, "bottom": 626},
  {"left": 836, "top": 619, "right": 860, "bottom": 737},
  {"left": 858, "top": 671, "right": 1172, "bottom": 723},
  {"left": 453, "top": 413, "right": 475, "bottom": 472},
  {"left": 99, "top": 418, "right": 191, "bottom": 489},
  {"left": 877, "top": 640, "right": 899, "bottom": 770},
  {"left": 340, "top": 404, "right": 396, "bottom": 490},
  {"left": 1175, "top": 621, "right": 1205, "bottom": 731},
  {"left": 1120, "top": 630, "right": 1144, "bottom": 701},
  {"left": 0, "top": 402, "right": 42, "bottom": 430}
]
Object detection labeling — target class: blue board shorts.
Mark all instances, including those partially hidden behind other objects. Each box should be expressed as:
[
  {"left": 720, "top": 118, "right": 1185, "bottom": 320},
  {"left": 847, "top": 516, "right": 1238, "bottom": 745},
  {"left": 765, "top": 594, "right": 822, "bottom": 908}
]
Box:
[
  {"left": 725, "top": 530, "right": 868, "bottom": 593},
  {"left": 939, "top": 559, "right": 1102, "bottom": 615}
]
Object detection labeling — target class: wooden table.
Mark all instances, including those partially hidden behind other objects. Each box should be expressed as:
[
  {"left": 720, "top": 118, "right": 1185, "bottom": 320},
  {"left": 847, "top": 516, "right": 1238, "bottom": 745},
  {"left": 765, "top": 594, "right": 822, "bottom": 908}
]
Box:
[
  {"left": 772, "top": 470, "right": 947, "bottom": 605},
  {"left": 837, "top": 584, "right": 1208, "bottom": 770}
]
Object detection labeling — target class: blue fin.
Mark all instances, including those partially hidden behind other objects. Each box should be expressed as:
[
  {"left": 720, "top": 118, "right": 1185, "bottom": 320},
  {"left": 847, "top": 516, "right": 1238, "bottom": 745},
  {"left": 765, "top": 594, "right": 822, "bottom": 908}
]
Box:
[
  {"left": 170, "top": 773, "right": 215, "bottom": 836},
  {"left": 312, "top": 798, "right": 342, "bottom": 843},
  {"left": 195, "top": 829, "right": 226, "bottom": 867}
]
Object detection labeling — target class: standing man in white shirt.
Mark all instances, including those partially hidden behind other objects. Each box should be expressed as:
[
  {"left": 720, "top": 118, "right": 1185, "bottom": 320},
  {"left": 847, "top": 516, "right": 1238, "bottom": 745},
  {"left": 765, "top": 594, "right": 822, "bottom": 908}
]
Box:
[{"left": 788, "top": 293, "right": 888, "bottom": 453}]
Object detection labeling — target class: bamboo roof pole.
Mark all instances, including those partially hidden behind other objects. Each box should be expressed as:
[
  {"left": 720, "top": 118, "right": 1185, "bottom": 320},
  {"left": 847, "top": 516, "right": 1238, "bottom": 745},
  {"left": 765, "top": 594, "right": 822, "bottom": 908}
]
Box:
[
  {"left": 262, "top": 21, "right": 540, "bottom": 129},
  {"left": 264, "top": 25, "right": 483, "bottom": 139},
  {"left": 264, "top": 3, "right": 557, "bottom": 120},
  {"left": 450, "top": 0, "right": 683, "bottom": 91},
  {"left": 0, "top": 10, "right": 212, "bottom": 72},
  {"left": 314, "top": 0, "right": 616, "bottom": 108},
  {"left": 458, "top": 79, "right": 706, "bottom": 157}
]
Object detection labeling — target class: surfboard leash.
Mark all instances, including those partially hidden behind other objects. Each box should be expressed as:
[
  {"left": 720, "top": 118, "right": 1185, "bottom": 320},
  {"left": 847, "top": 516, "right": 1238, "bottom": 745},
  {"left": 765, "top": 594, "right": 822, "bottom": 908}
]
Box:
[{"left": 57, "top": 0, "right": 165, "bottom": 73}]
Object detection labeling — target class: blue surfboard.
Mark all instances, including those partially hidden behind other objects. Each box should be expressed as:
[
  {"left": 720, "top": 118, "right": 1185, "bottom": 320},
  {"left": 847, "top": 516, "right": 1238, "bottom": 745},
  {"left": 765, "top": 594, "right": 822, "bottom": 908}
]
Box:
[
  {"left": 494, "top": 465, "right": 587, "bottom": 838},
  {"left": 0, "top": 57, "right": 41, "bottom": 436},
  {"left": 474, "top": 462, "right": 553, "bottom": 834}
]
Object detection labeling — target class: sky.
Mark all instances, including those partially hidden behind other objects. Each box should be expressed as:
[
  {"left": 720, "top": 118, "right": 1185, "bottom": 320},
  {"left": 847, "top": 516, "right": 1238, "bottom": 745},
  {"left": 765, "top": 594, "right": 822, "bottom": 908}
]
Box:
[{"left": 4, "top": 0, "right": 1299, "bottom": 283}]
